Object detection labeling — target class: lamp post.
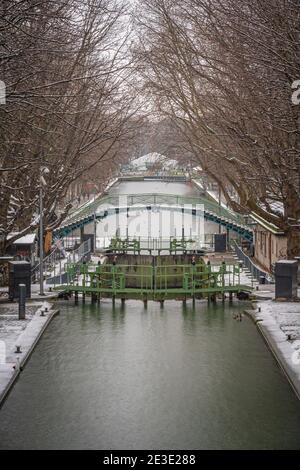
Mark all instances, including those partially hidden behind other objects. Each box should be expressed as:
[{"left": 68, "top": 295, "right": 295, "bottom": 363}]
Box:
[
  {"left": 39, "top": 166, "right": 49, "bottom": 296},
  {"left": 94, "top": 207, "right": 97, "bottom": 254},
  {"left": 218, "top": 184, "right": 222, "bottom": 234},
  {"left": 39, "top": 176, "right": 44, "bottom": 296},
  {"left": 93, "top": 191, "right": 97, "bottom": 253}
]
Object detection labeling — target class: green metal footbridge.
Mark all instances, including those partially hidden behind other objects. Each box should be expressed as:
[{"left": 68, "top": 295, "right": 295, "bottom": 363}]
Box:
[
  {"left": 54, "top": 260, "right": 252, "bottom": 302},
  {"left": 54, "top": 192, "right": 253, "bottom": 242}
]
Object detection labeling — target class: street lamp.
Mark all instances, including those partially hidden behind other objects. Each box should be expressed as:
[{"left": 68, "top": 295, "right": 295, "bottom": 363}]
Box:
[{"left": 39, "top": 166, "right": 49, "bottom": 296}]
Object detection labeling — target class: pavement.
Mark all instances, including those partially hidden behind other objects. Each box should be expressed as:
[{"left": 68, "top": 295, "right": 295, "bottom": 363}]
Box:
[
  {"left": 245, "top": 299, "right": 300, "bottom": 400},
  {"left": 0, "top": 283, "right": 59, "bottom": 302},
  {"left": 0, "top": 301, "right": 59, "bottom": 406}
]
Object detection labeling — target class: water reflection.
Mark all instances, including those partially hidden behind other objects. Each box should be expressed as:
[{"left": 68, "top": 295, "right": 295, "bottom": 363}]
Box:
[{"left": 0, "top": 299, "right": 299, "bottom": 450}]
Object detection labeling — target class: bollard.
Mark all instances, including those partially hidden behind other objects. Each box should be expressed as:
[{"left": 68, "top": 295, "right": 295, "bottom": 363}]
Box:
[{"left": 18, "top": 284, "right": 26, "bottom": 320}]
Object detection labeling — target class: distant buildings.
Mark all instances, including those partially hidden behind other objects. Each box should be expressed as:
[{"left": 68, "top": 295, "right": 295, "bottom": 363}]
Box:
[{"left": 121, "top": 153, "right": 185, "bottom": 175}]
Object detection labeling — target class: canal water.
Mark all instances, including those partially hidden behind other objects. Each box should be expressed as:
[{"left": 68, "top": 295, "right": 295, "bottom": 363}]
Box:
[
  {"left": 0, "top": 299, "right": 300, "bottom": 450},
  {"left": 109, "top": 179, "right": 201, "bottom": 197}
]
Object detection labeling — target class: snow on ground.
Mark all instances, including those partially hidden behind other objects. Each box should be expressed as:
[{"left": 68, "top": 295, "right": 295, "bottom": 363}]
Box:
[
  {"left": 250, "top": 299, "right": 300, "bottom": 398},
  {"left": 259, "top": 301, "right": 300, "bottom": 347},
  {"left": 0, "top": 302, "right": 57, "bottom": 404},
  {"left": 0, "top": 305, "right": 38, "bottom": 353}
]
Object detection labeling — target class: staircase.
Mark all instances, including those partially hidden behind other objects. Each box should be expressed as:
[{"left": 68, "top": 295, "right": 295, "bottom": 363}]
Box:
[{"left": 45, "top": 239, "right": 92, "bottom": 286}]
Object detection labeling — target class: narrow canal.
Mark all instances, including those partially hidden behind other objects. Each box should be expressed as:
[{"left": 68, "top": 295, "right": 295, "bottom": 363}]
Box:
[
  {"left": 0, "top": 300, "right": 300, "bottom": 449},
  {"left": 110, "top": 179, "right": 201, "bottom": 197}
]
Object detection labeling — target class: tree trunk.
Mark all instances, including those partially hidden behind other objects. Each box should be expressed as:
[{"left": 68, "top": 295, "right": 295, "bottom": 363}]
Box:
[
  {"left": 0, "top": 238, "right": 7, "bottom": 257},
  {"left": 286, "top": 226, "right": 300, "bottom": 259}
]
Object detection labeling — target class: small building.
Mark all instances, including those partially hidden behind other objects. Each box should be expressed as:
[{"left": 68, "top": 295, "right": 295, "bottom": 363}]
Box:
[
  {"left": 6, "top": 233, "right": 37, "bottom": 265},
  {"left": 251, "top": 213, "right": 287, "bottom": 273}
]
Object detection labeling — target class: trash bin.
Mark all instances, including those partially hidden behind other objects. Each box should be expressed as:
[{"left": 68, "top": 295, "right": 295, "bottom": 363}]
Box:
[
  {"left": 275, "top": 260, "right": 298, "bottom": 300},
  {"left": 9, "top": 261, "right": 31, "bottom": 301}
]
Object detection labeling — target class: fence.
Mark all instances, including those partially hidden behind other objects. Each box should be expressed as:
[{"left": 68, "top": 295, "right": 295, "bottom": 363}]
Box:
[
  {"left": 102, "top": 236, "right": 214, "bottom": 254},
  {"left": 58, "top": 260, "right": 252, "bottom": 299},
  {"left": 62, "top": 193, "right": 249, "bottom": 230}
]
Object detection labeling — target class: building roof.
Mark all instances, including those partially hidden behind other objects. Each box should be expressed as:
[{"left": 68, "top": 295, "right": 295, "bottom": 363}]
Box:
[
  {"left": 250, "top": 212, "right": 285, "bottom": 235},
  {"left": 7, "top": 233, "right": 37, "bottom": 245}
]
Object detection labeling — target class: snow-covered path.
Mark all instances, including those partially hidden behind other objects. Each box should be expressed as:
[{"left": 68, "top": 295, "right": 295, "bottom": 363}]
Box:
[
  {"left": 0, "top": 302, "right": 59, "bottom": 405},
  {"left": 246, "top": 300, "right": 300, "bottom": 399}
]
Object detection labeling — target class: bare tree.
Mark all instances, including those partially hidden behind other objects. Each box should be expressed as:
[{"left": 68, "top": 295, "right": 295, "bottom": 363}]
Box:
[
  {"left": 0, "top": 0, "right": 137, "bottom": 253},
  {"left": 134, "top": 0, "right": 300, "bottom": 257}
]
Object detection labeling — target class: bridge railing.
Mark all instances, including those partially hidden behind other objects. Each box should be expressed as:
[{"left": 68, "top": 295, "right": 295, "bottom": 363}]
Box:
[
  {"left": 31, "top": 246, "right": 61, "bottom": 283},
  {"left": 61, "top": 193, "right": 250, "bottom": 230},
  {"left": 104, "top": 236, "right": 214, "bottom": 253},
  {"left": 59, "top": 261, "right": 251, "bottom": 296}
]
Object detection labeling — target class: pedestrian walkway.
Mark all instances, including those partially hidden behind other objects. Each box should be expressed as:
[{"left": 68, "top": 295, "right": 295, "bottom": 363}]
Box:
[{"left": 0, "top": 302, "right": 59, "bottom": 405}]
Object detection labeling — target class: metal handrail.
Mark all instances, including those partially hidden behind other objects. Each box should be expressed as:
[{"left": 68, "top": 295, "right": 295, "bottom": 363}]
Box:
[
  {"left": 231, "top": 240, "right": 274, "bottom": 284},
  {"left": 61, "top": 193, "right": 249, "bottom": 229},
  {"left": 31, "top": 246, "right": 61, "bottom": 282},
  {"left": 61, "top": 261, "right": 251, "bottom": 295},
  {"left": 45, "top": 238, "right": 92, "bottom": 285}
]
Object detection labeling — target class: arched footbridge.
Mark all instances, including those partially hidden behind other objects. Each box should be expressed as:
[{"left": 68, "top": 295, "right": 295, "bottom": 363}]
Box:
[{"left": 54, "top": 193, "right": 253, "bottom": 242}]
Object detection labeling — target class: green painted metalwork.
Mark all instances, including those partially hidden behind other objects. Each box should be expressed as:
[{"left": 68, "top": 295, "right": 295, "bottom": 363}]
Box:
[
  {"left": 55, "top": 191, "right": 253, "bottom": 242},
  {"left": 63, "top": 192, "right": 247, "bottom": 227},
  {"left": 56, "top": 261, "right": 252, "bottom": 299},
  {"left": 108, "top": 238, "right": 141, "bottom": 253},
  {"left": 107, "top": 237, "right": 204, "bottom": 254},
  {"left": 169, "top": 238, "right": 197, "bottom": 253}
]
